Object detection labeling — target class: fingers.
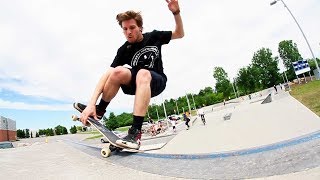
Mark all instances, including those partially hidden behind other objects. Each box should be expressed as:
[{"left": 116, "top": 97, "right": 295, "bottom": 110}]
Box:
[{"left": 80, "top": 113, "right": 89, "bottom": 125}]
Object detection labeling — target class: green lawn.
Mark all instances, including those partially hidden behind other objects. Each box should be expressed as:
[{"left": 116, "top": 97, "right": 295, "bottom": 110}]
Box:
[{"left": 290, "top": 80, "right": 320, "bottom": 116}]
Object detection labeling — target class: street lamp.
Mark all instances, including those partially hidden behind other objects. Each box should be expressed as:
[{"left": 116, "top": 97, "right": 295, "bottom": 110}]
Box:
[
  {"left": 270, "top": 0, "right": 320, "bottom": 79},
  {"left": 191, "top": 94, "right": 196, "bottom": 110},
  {"left": 185, "top": 94, "right": 192, "bottom": 115},
  {"left": 175, "top": 99, "right": 179, "bottom": 114}
]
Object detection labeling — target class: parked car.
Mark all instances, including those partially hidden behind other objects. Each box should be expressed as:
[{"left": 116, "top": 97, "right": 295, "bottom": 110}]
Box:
[
  {"left": 0, "top": 141, "right": 14, "bottom": 149},
  {"left": 101, "top": 131, "right": 127, "bottom": 143}
]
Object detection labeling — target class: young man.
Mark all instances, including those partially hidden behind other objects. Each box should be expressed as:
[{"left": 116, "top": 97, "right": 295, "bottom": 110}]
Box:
[{"left": 74, "top": 0, "right": 184, "bottom": 150}]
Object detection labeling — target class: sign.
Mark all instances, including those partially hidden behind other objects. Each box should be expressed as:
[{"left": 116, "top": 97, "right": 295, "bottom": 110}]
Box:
[{"left": 292, "top": 60, "right": 310, "bottom": 75}]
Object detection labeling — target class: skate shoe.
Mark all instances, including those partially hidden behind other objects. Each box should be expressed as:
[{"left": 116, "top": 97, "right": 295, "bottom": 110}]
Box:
[
  {"left": 115, "top": 127, "right": 141, "bottom": 149},
  {"left": 73, "top": 102, "right": 106, "bottom": 119}
]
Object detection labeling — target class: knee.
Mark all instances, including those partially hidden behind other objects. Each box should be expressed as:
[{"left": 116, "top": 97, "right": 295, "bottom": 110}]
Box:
[
  {"left": 109, "top": 67, "right": 129, "bottom": 82},
  {"left": 136, "top": 69, "right": 151, "bottom": 85}
]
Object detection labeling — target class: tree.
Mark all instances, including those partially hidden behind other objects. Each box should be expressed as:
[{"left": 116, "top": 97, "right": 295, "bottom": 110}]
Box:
[
  {"left": 278, "top": 40, "right": 303, "bottom": 80},
  {"left": 308, "top": 58, "right": 320, "bottom": 74},
  {"left": 251, "top": 48, "right": 281, "bottom": 88},
  {"left": 105, "top": 112, "right": 119, "bottom": 130},
  {"left": 213, "top": 67, "right": 232, "bottom": 99},
  {"left": 46, "top": 128, "right": 54, "bottom": 136},
  {"left": 25, "top": 129, "right": 30, "bottom": 138},
  {"left": 237, "top": 66, "right": 258, "bottom": 94},
  {"left": 70, "top": 125, "right": 77, "bottom": 134},
  {"left": 17, "top": 129, "right": 26, "bottom": 138},
  {"left": 54, "top": 125, "right": 68, "bottom": 135}
]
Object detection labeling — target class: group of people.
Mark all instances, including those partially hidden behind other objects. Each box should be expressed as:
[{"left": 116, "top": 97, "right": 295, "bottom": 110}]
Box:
[
  {"left": 145, "top": 108, "right": 206, "bottom": 135},
  {"left": 144, "top": 118, "right": 166, "bottom": 136}
]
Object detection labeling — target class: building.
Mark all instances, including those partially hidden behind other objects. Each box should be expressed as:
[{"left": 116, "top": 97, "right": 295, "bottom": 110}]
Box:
[{"left": 0, "top": 116, "right": 17, "bottom": 142}]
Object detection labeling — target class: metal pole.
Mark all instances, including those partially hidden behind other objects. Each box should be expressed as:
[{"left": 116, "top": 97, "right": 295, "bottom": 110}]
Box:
[
  {"left": 270, "top": 0, "right": 320, "bottom": 79},
  {"left": 231, "top": 80, "right": 237, "bottom": 98},
  {"left": 233, "top": 78, "right": 239, "bottom": 98},
  {"left": 191, "top": 94, "right": 196, "bottom": 110},
  {"left": 281, "top": 72, "right": 286, "bottom": 84},
  {"left": 284, "top": 71, "right": 291, "bottom": 91},
  {"left": 175, "top": 99, "right": 179, "bottom": 114},
  {"left": 161, "top": 94, "right": 168, "bottom": 127},
  {"left": 186, "top": 94, "right": 192, "bottom": 116},
  {"left": 155, "top": 107, "right": 159, "bottom": 121}
]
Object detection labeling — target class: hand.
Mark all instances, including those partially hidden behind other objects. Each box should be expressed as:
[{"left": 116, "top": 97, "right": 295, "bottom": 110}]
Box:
[
  {"left": 80, "top": 105, "right": 98, "bottom": 125},
  {"left": 165, "top": 0, "right": 180, "bottom": 13}
]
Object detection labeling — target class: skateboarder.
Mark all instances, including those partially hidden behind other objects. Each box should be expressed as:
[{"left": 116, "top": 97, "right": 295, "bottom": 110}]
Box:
[
  {"left": 197, "top": 106, "right": 206, "bottom": 125},
  {"left": 74, "top": 0, "right": 184, "bottom": 150},
  {"left": 183, "top": 112, "right": 190, "bottom": 130}
]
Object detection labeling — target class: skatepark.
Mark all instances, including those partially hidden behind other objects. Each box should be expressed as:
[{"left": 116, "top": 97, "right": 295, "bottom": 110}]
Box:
[{"left": 1, "top": 87, "right": 320, "bottom": 179}]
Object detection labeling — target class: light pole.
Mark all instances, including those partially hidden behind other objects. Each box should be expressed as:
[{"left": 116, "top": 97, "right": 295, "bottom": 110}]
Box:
[
  {"left": 191, "top": 94, "right": 196, "bottom": 110},
  {"left": 185, "top": 94, "right": 192, "bottom": 115},
  {"left": 175, "top": 99, "right": 179, "bottom": 114},
  {"left": 230, "top": 79, "right": 237, "bottom": 98},
  {"left": 270, "top": 0, "right": 320, "bottom": 79}
]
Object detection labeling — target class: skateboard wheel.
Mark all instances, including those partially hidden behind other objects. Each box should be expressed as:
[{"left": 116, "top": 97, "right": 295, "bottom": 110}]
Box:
[
  {"left": 101, "top": 148, "right": 111, "bottom": 158},
  {"left": 71, "top": 115, "right": 79, "bottom": 121}
]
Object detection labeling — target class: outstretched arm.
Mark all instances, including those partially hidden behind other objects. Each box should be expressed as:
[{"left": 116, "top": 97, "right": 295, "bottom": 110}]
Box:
[
  {"left": 80, "top": 68, "right": 113, "bottom": 124},
  {"left": 166, "top": 0, "right": 184, "bottom": 39}
]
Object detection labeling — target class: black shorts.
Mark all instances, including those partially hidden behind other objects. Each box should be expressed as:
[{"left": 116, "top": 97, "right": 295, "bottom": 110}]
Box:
[{"left": 121, "top": 68, "right": 167, "bottom": 98}]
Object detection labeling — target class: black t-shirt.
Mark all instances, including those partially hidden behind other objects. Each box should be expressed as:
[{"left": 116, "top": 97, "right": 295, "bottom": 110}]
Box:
[{"left": 111, "top": 30, "right": 172, "bottom": 79}]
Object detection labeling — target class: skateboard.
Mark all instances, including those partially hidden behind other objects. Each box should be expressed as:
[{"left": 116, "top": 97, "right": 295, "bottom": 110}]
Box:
[{"left": 71, "top": 115, "right": 143, "bottom": 158}]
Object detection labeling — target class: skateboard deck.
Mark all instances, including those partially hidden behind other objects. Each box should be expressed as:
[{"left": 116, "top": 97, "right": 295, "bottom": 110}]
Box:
[{"left": 72, "top": 115, "right": 143, "bottom": 157}]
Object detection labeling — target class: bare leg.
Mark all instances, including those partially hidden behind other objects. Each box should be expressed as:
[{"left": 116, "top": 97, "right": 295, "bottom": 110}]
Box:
[
  {"left": 102, "top": 67, "right": 132, "bottom": 101},
  {"left": 133, "top": 69, "right": 151, "bottom": 116}
]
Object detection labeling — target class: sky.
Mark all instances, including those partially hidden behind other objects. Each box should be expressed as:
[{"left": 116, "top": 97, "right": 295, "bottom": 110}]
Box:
[{"left": 1, "top": 0, "right": 320, "bottom": 131}]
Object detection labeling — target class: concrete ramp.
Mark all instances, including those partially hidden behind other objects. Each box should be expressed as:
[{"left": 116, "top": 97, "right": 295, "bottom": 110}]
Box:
[{"left": 261, "top": 93, "right": 272, "bottom": 104}]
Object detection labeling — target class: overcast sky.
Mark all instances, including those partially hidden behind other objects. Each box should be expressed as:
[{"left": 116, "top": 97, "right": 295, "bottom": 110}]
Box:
[{"left": 1, "top": 0, "right": 320, "bottom": 129}]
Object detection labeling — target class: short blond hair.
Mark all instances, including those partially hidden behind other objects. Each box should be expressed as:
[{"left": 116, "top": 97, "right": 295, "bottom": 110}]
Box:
[{"left": 116, "top": 10, "right": 143, "bottom": 28}]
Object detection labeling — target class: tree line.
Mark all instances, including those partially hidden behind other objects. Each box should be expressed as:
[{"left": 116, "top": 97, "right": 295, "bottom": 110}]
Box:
[
  {"left": 17, "top": 125, "right": 74, "bottom": 139},
  {"left": 214, "top": 40, "right": 319, "bottom": 98}
]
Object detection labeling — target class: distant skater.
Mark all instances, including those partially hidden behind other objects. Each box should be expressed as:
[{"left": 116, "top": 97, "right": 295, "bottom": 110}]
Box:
[
  {"left": 169, "top": 116, "right": 177, "bottom": 133},
  {"left": 197, "top": 107, "right": 206, "bottom": 125},
  {"left": 183, "top": 112, "right": 190, "bottom": 130}
]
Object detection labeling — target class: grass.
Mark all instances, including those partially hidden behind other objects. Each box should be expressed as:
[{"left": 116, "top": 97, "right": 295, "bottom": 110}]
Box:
[
  {"left": 115, "top": 126, "right": 130, "bottom": 132},
  {"left": 290, "top": 80, "right": 320, "bottom": 116},
  {"left": 86, "top": 134, "right": 103, "bottom": 140}
]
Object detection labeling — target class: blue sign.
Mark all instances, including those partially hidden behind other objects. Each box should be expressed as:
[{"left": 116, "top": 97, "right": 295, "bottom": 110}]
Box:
[{"left": 292, "top": 60, "right": 310, "bottom": 75}]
